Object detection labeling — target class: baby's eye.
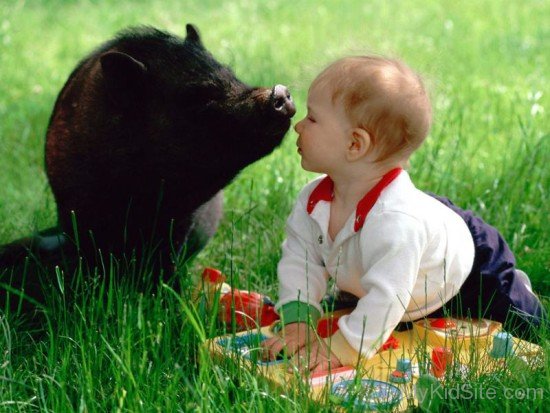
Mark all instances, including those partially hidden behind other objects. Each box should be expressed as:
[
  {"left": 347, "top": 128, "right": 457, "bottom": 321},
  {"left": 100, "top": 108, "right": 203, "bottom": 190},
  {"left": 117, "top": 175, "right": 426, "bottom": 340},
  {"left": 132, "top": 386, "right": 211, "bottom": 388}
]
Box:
[{"left": 307, "top": 116, "right": 316, "bottom": 123}]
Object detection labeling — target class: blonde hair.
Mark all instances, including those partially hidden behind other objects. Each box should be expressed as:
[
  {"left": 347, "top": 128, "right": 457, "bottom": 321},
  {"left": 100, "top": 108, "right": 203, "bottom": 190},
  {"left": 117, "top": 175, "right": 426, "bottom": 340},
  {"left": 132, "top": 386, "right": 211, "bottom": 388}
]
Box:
[{"left": 311, "top": 56, "right": 432, "bottom": 161}]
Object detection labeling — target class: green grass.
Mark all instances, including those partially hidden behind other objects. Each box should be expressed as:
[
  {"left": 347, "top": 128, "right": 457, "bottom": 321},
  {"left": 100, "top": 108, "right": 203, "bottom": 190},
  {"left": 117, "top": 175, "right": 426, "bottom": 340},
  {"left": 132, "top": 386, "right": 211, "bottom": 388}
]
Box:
[{"left": 0, "top": 0, "right": 548, "bottom": 411}]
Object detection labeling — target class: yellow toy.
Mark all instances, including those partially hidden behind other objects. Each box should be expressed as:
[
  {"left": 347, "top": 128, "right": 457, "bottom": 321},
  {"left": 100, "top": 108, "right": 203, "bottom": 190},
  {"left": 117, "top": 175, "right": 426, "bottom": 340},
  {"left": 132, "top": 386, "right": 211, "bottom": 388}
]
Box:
[{"left": 205, "top": 309, "right": 543, "bottom": 411}]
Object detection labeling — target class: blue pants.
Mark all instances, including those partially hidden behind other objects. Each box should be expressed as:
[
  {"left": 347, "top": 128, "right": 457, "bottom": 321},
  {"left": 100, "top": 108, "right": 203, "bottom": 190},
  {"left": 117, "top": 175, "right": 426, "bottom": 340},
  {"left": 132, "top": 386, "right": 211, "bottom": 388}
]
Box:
[{"left": 427, "top": 194, "right": 544, "bottom": 330}]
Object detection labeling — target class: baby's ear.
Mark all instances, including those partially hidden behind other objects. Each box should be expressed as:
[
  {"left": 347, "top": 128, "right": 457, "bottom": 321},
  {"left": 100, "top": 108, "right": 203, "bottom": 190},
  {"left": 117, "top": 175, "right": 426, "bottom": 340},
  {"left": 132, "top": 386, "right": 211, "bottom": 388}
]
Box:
[{"left": 346, "top": 128, "right": 371, "bottom": 161}]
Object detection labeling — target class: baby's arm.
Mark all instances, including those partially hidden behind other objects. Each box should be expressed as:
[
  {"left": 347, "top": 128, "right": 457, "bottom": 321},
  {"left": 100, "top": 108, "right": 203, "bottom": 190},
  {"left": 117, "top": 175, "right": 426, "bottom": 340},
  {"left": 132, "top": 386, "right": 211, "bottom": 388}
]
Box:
[
  {"left": 273, "top": 190, "right": 329, "bottom": 327},
  {"left": 261, "top": 187, "right": 332, "bottom": 369}
]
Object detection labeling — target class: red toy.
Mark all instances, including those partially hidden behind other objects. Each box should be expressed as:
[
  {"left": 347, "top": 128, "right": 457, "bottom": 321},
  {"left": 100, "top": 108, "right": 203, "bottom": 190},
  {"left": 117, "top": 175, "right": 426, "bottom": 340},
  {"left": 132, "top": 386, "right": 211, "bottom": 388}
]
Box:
[
  {"left": 431, "top": 346, "right": 453, "bottom": 377},
  {"left": 317, "top": 317, "right": 340, "bottom": 338},
  {"left": 430, "top": 318, "right": 457, "bottom": 329},
  {"left": 379, "top": 334, "right": 400, "bottom": 351},
  {"left": 200, "top": 268, "right": 280, "bottom": 330}
]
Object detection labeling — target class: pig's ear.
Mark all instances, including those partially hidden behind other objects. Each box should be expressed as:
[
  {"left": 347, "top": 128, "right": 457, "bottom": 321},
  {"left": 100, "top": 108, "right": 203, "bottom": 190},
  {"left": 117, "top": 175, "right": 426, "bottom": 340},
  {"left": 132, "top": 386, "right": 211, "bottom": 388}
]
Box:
[
  {"left": 100, "top": 51, "right": 147, "bottom": 92},
  {"left": 185, "top": 24, "right": 202, "bottom": 45}
]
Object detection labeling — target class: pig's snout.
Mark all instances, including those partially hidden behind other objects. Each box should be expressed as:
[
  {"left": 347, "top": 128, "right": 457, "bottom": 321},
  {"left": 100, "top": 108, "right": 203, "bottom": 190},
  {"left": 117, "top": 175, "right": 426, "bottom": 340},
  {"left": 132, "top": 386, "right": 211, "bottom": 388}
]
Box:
[{"left": 271, "top": 85, "right": 296, "bottom": 118}]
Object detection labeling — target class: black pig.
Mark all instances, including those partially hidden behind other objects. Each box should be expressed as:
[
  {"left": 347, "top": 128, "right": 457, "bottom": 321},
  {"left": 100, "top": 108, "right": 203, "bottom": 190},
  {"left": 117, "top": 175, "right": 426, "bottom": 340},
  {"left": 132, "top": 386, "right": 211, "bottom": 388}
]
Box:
[
  {"left": 46, "top": 24, "right": 296, "bottom": 272},
  {"left": 0, "top": 24, "right": 295, "bottom": 299}
]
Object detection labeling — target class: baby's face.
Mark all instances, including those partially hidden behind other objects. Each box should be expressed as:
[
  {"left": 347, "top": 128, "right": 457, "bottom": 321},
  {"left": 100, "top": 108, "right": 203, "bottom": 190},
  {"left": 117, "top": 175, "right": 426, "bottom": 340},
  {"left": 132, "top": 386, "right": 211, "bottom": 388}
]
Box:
[{"left": 293, "top": 84, "right": 352, "bottom": 174}]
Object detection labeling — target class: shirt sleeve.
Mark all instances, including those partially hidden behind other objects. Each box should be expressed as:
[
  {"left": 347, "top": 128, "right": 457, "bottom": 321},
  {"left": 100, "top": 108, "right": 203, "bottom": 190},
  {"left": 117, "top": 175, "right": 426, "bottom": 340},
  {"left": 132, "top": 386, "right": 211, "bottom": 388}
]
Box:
[
  {"left": 337, "top": 211, "right": 427, "bottom": 359},
  {"left": 275, "top": 194, "right": 329, "bottom": 317}
]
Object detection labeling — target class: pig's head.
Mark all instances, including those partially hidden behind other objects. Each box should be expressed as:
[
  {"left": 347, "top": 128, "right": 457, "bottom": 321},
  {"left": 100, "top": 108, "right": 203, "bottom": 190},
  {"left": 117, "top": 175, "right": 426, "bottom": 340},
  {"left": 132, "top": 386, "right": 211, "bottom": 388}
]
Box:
[{"left": 98, "top": 24, "right": 296, "bottom": 182}]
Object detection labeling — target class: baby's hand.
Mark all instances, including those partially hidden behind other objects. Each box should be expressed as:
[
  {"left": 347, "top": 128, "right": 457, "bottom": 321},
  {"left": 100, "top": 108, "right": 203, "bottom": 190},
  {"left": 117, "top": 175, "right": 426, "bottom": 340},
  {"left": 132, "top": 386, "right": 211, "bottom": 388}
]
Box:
[
  {"left": 260, "top": 322, "right": 314, "bottom": 360},
  {"left": 260, "top": 322, "right": 343, "bottom": 373},
  {"left": 292, "top": 337, "right": 343, "bottom": 374}
]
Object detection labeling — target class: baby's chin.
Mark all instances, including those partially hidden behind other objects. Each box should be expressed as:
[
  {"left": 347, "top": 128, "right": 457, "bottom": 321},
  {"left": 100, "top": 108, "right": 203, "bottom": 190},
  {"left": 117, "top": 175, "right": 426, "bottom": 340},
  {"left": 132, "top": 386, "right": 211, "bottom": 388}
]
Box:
[
  {"left": 300, "top": 161, "right": 324, "bottom": 174},
  {"left": 300, "top": 159, "right": 313, "bottom": 172}
]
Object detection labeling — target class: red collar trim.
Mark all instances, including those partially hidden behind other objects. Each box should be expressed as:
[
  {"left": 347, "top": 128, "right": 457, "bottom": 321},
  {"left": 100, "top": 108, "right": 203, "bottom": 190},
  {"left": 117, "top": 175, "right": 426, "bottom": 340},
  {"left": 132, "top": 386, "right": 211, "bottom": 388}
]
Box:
[
  {"left": 307, "top": 175, "right": 334, "bottom": 214},
  {"left": 307, "top": 168, "right": 403, "bottom": 232}
]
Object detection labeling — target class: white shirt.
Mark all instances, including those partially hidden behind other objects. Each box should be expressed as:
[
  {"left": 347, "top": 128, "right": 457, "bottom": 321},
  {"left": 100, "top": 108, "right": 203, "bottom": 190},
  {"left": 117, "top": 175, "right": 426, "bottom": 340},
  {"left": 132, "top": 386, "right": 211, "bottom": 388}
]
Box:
[{"left": 276, "top": 170, "right": 475, "bottom": 358}]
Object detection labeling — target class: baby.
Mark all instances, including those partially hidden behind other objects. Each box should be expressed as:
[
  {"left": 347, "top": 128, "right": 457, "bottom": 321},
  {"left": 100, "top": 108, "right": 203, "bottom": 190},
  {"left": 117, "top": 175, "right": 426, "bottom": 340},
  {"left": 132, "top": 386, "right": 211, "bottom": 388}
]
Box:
[{"left": 261, "top": 56, "right": 543, "bottom": 373}]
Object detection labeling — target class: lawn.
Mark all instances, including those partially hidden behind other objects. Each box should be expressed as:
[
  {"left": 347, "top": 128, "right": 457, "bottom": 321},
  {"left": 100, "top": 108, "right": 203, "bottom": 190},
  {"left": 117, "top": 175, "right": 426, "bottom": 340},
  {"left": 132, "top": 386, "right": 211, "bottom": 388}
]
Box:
[{"left": 0, "top": 0, "right": 548, "bottom": 411}]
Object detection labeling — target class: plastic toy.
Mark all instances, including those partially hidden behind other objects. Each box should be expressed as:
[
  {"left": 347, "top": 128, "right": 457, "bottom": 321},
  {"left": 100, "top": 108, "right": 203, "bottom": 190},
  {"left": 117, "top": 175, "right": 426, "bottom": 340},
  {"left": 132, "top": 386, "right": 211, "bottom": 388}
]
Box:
[
  {"left": 431, "top": 347, "right": 453, "bottom": 378},
  {"left": 332, "top": 379, "right": 402, "bottom": 410},
  {"left": 490, "top": 331, "right": 515, "bottom": 358},
  {"left": 198, "top": 267, "right": 279, "bottom": 330},
  {"left": 205, "top": 307, "right": 543, "bottom": 411},
  {"left": 390, "top": 358, "right": 412, "bottom": 383}
]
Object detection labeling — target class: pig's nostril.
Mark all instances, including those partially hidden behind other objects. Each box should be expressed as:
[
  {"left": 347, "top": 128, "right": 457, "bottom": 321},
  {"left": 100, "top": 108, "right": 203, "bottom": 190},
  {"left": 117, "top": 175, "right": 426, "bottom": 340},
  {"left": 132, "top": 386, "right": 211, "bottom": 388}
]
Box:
[
  {"left": 274, "top": 97, "right": 286, "bottom": 110},
  {"left": 271, "top": 84, "right": 296, "bottom": 118}
]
